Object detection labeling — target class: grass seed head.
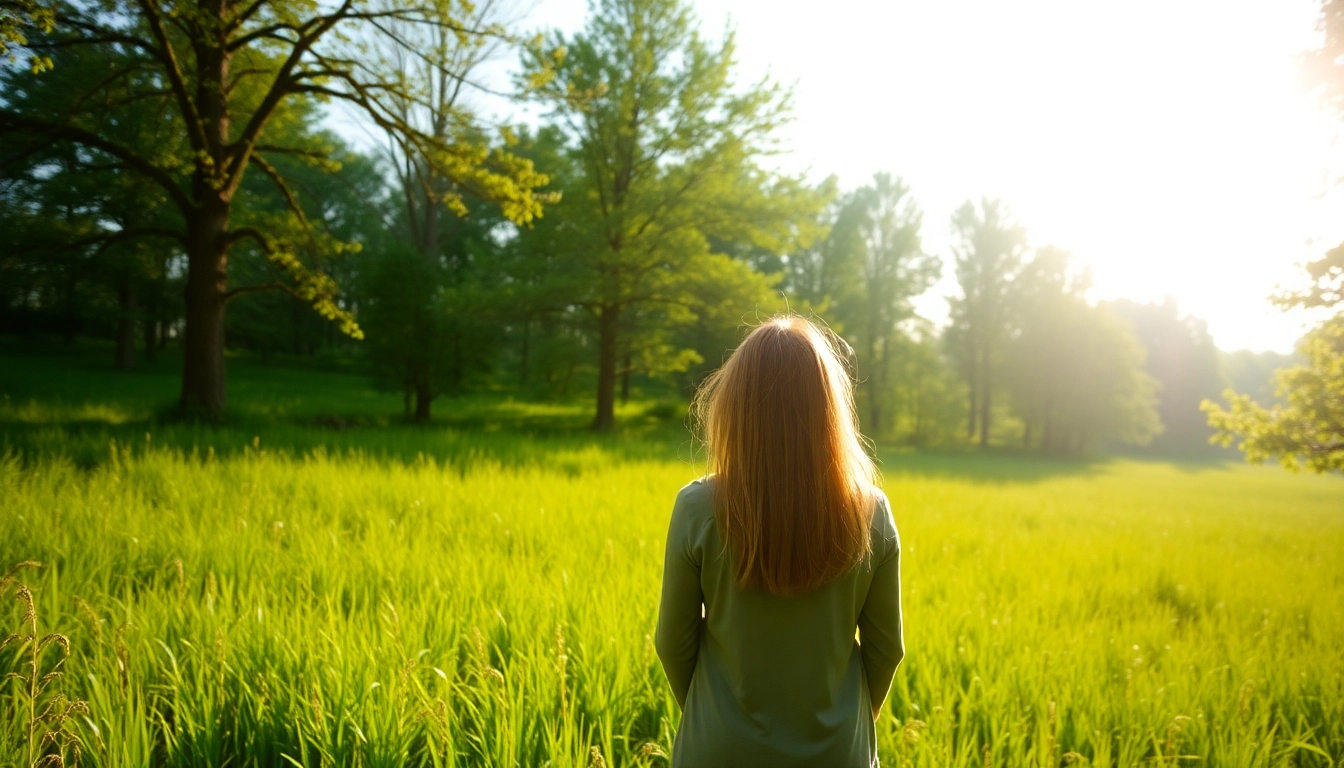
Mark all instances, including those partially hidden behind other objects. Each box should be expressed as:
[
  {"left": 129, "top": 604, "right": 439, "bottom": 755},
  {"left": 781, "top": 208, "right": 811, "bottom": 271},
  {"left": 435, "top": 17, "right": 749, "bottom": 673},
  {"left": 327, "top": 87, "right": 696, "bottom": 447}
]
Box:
[
  {"left": 310, "top": 687, "right": 325, "bottom": 727},
  {"left": 1237, "top": 680, "right": 1254, "bottom": 721},
  {"left": 636, "top": 742, "right": 668, "bottom": 759},
  {"left": 902, "top": 719, "right": 927, "bottom": 746},
  {"left": 174, "top": 559, "right": 187, "bottom": 599},
  {"left": 114, "top": 622, "right": 134, "bottom": 691},
  {"left": 0, "top": 560, "right": 41, "bottom": 595},
  {"left": 39, "top": 632, "right": 70, "bottom": 657},
  {"left": 72, "top": 596, "right": 103, "bottom": 643},
  {"left": 16, "top": 584, "right": 35, "bottom": 624}
]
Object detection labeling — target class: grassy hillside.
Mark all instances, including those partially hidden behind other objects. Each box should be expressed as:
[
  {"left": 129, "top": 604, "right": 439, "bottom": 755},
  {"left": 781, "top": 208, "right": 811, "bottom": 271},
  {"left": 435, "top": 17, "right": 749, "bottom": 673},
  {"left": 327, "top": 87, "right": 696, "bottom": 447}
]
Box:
[{"left": 2, "top": 347, "right": 1342, "bottom": 766}]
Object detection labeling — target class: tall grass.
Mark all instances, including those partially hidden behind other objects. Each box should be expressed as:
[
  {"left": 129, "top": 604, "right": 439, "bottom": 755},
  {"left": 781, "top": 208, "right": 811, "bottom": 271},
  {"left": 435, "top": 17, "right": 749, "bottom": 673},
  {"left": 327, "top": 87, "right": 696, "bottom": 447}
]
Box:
[
  {"left": 2, "top": 442, "right": 1341, "bottom": 766},
  {"left": 2, "top": 347, "right": 1342, "bottom": 766}
]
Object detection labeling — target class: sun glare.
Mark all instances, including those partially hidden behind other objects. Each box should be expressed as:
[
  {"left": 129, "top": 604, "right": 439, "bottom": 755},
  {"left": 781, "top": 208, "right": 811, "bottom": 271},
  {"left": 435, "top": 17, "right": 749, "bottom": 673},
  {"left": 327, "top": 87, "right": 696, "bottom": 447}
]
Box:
[{"left": 522, "top": 0, "right": 1341, "bottom": 352}]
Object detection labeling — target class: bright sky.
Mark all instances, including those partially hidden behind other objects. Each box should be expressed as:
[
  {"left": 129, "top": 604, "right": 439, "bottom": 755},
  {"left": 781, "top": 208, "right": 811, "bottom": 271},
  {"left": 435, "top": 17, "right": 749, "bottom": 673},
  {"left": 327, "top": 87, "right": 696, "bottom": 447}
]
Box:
[{"left": 485, "top": 0, "right": 1344, "bottom": 353}]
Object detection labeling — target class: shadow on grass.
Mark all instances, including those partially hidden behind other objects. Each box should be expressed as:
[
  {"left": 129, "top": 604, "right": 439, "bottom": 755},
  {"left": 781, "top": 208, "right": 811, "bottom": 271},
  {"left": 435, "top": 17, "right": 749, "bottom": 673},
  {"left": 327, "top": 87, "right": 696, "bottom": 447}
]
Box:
[
  {"left": 0, "top": 414, "right": 699, "bottom": 472},
  {"left": 3, "top": 342, "right": 1244, "bottom": 480},
  {"left": 1, "top": 341, "right": 702, "bottom": 471}
]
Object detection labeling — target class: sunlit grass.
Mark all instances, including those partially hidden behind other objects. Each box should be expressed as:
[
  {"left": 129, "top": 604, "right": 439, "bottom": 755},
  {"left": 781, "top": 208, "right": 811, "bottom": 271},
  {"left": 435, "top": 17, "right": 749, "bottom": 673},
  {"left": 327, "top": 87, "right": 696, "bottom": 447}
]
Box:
[
  {"left": 2, "top": 347, "right": 1342, "bottom": 766},
  {"left": 2, "top": 444, "right": 1341, "bottom": 767}
]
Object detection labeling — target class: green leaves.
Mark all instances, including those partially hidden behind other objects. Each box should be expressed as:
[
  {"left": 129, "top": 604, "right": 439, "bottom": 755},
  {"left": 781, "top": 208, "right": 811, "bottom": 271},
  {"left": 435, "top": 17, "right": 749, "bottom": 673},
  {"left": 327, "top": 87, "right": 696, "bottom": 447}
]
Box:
[
  {"left": 520, "top": 0, "right": 807, "bottom": 427},
  {"left": 1203, "top": 315, "right": 1344, "bottom": 473},
  {"left": 0, "top": 0, "right": 54, "bottom": 69}
]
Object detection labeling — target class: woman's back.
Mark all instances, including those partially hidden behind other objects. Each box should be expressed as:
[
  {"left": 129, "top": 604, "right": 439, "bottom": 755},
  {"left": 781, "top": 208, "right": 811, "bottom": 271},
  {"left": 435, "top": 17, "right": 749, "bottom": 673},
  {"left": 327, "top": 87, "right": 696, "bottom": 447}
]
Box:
[
  {"left": 656, "top": 478, "right": 903, "bottom": 768},
  {"left": 655, "top": 316, "right": 906, "bottom": 766}
]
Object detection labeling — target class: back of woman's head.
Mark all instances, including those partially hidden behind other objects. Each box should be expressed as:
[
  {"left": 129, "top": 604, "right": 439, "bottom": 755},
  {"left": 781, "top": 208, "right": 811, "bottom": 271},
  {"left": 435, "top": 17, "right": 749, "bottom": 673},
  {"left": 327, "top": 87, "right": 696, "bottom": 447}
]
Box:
[{"left": 693, "top": 315, "right": 879, "bottom": 596}]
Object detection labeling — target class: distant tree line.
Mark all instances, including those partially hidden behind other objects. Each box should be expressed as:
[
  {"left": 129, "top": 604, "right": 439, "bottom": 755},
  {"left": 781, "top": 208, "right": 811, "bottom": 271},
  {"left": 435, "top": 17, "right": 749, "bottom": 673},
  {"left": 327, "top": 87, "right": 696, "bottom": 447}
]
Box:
[{"left": 0, "top": 0, "right": 1301, "bottom": 456}]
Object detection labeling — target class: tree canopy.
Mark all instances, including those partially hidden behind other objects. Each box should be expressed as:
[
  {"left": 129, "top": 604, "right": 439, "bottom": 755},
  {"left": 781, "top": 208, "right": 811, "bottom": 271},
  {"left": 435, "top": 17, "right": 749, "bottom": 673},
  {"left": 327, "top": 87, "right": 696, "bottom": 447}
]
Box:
[
  {"left": 1203, "top": 252, "right": 1344, "bottom": 473},
  {"left": 0, "top": 0, "right": 1202, "bottom": 452},
  {"left": 522, "top": 0, "right": 814, "bottom": 430},
  {"left": 1, "top": 0, "right": 552, "bottom": 416}
]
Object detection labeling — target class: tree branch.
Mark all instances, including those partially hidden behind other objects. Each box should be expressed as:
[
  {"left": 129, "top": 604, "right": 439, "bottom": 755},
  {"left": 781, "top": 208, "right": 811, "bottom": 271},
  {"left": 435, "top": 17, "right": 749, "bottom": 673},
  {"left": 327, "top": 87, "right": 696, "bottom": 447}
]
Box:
[
  {"left": 0, "top": 112, "right": 193, "bottom": 216},
  {"left": 133, "top": 0, "right": 208, "bottom": 153},
  {"left": 248, "top": 153, "right": 309, "bottom": 226},
  {"left": 223, "top": 281, "right": 298, "bottom": 301},
  {"left": 222, "top": 0, "right": 358, "bottom": 194},
  {"left": 72, "top": 226, "right": 187, "bottom": 249}
]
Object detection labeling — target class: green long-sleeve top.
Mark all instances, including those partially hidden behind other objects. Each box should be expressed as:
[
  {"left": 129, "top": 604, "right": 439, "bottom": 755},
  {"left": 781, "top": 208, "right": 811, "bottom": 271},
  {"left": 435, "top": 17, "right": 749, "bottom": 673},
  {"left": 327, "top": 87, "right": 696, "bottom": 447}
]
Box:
[{"left": 655, "top": 478, "right": 905, "bottom": 768}]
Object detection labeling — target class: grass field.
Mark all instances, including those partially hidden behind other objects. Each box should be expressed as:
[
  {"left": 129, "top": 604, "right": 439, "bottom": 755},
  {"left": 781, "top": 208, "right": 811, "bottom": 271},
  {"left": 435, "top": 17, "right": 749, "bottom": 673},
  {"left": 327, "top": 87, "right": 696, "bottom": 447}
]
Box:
[{"left": 2, "top": 345, "right": 1343, "bottom": 767}]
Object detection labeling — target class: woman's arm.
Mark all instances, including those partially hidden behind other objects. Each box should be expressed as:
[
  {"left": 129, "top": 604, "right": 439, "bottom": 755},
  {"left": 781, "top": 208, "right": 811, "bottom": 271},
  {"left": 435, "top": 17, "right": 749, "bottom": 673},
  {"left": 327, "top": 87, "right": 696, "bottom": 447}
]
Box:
[
  {"left": 654, "top": 488, "right": 705, "bottom": 709},
  {"left": 858, "top": 498, "right": 904, "bottom": 720}
]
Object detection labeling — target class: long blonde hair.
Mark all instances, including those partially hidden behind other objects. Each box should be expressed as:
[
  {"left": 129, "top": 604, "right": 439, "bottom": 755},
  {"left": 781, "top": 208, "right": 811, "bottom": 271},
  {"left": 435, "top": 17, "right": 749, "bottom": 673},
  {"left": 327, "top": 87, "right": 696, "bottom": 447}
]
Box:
[{"left": 692, "top": 315, "right": 879, "bottom": 596}]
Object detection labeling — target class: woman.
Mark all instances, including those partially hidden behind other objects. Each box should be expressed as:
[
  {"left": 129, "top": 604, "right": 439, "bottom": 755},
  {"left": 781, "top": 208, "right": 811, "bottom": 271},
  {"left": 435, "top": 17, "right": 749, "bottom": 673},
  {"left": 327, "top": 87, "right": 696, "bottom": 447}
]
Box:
[{"left": 655, "top": 315, "right": 904, "bottom": 768}]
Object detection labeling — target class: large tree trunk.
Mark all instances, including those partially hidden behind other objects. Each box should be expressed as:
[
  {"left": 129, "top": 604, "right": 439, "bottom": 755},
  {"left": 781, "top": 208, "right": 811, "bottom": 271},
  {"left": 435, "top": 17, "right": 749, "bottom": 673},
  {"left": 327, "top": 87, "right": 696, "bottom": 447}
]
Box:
[
  {"left": 592, "top": 304, "right": 621, "bottom": 432},
  {"left": 115, "top": 281, "right": 136, "bottom": 370},
  {"left": 179, "top": 28, "right": 233, "bottom": 418},
  {"left": 178, "top": 199, "right": 230, "bottom": 417}
]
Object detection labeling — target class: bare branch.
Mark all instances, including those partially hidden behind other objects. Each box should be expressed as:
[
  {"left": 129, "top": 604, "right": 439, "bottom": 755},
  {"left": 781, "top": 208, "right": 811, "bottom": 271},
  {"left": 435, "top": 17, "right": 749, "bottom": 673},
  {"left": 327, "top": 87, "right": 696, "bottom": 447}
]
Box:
[
  {"left": 223, "top": 281, "right": 298, "bottom": 301},
  {"left": 248, "top": 153, "right": 309, "bottom": 227}
]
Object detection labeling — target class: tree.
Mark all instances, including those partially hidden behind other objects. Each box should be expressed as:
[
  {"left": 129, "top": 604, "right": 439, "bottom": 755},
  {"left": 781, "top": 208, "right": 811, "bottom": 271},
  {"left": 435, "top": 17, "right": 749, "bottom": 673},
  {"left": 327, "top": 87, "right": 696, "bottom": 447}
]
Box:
[
  {"left": 886, "top": 321, "right": 966, "bottom": 447},
  {"left": 1220, "top": 348, "right": 1296, "bottom": 406},
  {"left": 831, "top": 174, "right": 939, "bottom": 437},
  {"left": 1206, "top": 2, "right": 1344, "bottom": 472},
  {"left": 773, "top": 177, "right": 858, "bottom": 315},
  {"left": 0, "top": 0, "right": 550, "bottom": 417},
  {"left": 1, "top": 39, "right": 185, "bottom": 358},
  {"left": 1209, "top": 3, "right": 1344, "bottom": 470},
  {"left": 500, "top": 126, "right": 592, "bottom": 398},
  {"left": 226, "top": 133, "right": 387, "bottom": 360},
  {"left": 360, "top": 193, "right": 511, "bottom": 422},
  {"left": 355, "top": 0, "right": 526, "bottom": 422},
  {"left": 1202, "top": 248, "right": 1344, "bottom": 472},
  {"left": 1203, "top": 316, "right": 1344, "bottom": 472},
  {"left": 523, "top": 0, "right": 799, "bottom": 431},
  {"left": 1006, "top": 248, "right": 1161, "bottom": 455},
  {"left": 1107, "top": 298, "right": 1226, "bottom": 454},
  {"left": 946, "top": 198, "right": 1025, "bottom": 447}
]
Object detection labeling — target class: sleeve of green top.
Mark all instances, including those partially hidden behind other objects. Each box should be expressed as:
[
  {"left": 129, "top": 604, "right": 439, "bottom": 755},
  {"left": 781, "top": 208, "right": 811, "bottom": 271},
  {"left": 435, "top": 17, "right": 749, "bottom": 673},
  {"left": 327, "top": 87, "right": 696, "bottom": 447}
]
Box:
[
  {"left": 655, "top": 487, "right": 705, "bottom": 709},
  {"left": 857, "top": 496, "right": 904, "bottom": 715}
]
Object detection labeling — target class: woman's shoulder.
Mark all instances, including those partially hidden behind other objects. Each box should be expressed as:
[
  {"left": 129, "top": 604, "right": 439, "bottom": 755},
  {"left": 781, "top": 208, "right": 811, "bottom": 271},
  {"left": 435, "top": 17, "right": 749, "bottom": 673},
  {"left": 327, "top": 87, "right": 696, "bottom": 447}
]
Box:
[
  {"left": 867, "top": 486, "right": 900, "bottom": 559},
  {"left": 673, "top": 476, "right": 715, "bottom": 517},
  {"left": 668, "top": 477, "right": 718, "bottom": 550}
]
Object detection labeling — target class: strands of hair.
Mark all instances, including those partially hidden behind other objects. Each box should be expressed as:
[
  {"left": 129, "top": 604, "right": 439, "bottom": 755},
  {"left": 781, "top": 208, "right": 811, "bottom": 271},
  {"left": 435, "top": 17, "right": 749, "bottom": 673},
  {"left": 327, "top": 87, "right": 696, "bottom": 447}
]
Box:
[{"left": 692, "top": 315, "right": 879, "bottom": 596}]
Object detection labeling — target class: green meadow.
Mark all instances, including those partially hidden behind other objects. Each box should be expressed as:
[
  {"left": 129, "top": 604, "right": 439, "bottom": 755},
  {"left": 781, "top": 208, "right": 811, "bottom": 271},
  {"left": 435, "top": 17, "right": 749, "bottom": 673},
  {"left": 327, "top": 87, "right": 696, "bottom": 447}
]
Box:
[{"left": 2, "top": 348, "right": 1342, "bottom": 767}]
